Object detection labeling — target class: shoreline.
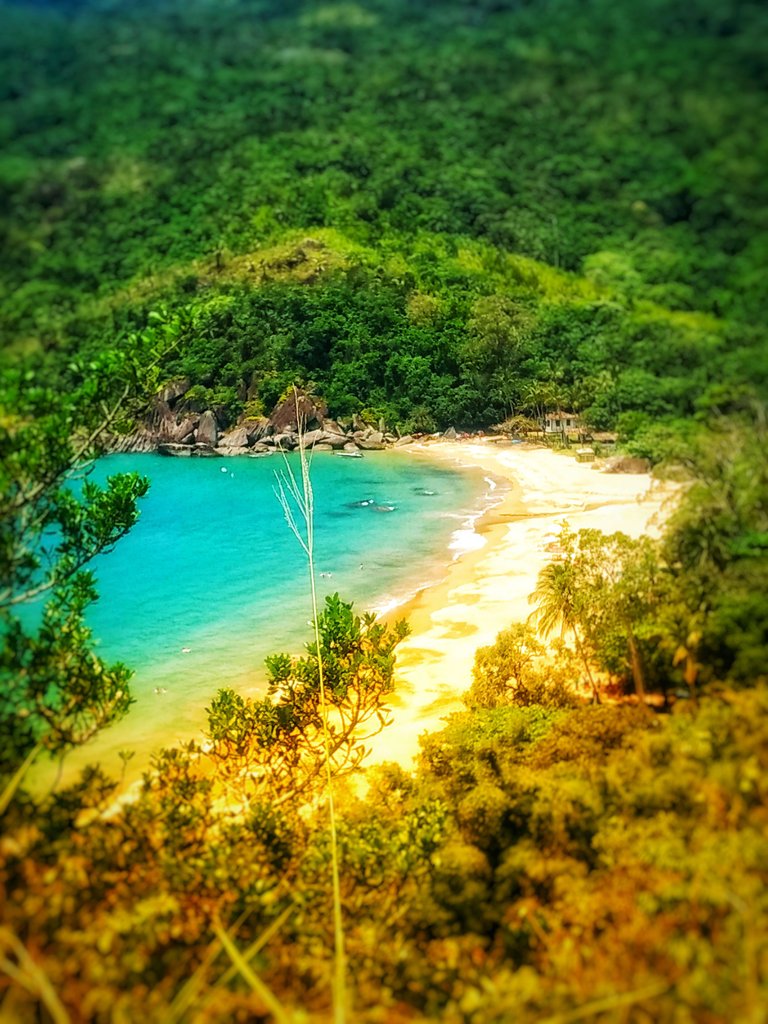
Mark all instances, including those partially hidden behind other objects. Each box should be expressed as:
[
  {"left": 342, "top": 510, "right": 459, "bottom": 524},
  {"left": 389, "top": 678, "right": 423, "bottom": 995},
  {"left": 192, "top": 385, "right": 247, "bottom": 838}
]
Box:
[{"left": 366, "top": 441, "right": 671, "bottom": 769}]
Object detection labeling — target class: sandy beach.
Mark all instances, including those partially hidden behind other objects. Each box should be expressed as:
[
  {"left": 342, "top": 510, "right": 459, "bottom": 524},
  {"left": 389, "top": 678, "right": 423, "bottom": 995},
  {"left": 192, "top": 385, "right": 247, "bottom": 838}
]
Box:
[{"left": 365, "top": 441, "right": 671, "bottom": 769}]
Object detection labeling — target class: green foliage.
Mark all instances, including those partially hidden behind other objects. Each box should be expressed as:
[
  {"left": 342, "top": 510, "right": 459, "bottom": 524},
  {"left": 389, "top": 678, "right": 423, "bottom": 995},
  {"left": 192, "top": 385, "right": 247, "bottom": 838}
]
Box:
[
  {"left": 0, "top": 0, "right": 764, "bottom": 436},
  {"left": 465, "top": 623, "right": 576, "bottom": 710},
  {"left": 5, "top": 691, "right": 763, "bottom": 1021},
  {"left": 659, "top": 416, "right": 768, "bottom": 685},
  {"left": 0, "top": 319, "right": 179, "bottom": 789},
  {"left": 0, "top": 1, "right": 767, "bottom": 1019},
  {"left": 204, "top": 594, "right": 409, "bottom": 805}
]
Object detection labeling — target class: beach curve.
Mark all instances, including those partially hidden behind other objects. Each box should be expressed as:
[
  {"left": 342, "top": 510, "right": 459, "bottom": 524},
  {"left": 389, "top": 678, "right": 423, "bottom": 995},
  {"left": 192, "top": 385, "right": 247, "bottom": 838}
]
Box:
[{"left": 366, "top": 441, "right": 671, "bottom": 769}]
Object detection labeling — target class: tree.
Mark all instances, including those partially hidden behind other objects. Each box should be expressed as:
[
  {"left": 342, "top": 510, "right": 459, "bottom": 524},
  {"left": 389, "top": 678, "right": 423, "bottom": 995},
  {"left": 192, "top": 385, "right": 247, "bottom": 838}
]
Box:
[
  {"left": 0, "top": 314, "right": 181, "bottom": 812},
  {"left": 204, "top": 594, "right": 409, "bottom": 807},
  {"left": 529, "top": 540, "right": 601, "bottom": 703},
  {"left": 565, "top": 530, "right": 664, "bottom": 701}
]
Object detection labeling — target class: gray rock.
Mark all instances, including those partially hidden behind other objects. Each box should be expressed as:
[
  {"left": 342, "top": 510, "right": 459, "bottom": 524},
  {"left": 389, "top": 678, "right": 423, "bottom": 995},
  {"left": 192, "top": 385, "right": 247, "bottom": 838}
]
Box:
[
  {"left": 358, "top": 431, "right": 385, "bottom": 450},
  {"left": 443, "top": 426, "right": 458, "bottom": 440},
  {"left": 220, "top": 446, "right": 250, "bottom": 457},
  {"left": 299, "top": 428, "right": 327, "bottom": 448},
  {"left": 244, "top": 417, "right": 271, "bottom": 443},
  {"left": 171, "top": 417, "right": 198, "bottom": 443},
  {"left": 313, "top": 443, "right": 334, "bottom": 452},
  {"left": 314, "top": 431, "right": 350, "bottom": 449},
  {"left": 158, "top": 379, "right": 191, "bottom": 405},
  {"left": 394, "top": 435, "right": 414, "bottom": 447},
  {"left": 268, "top": 389, "right": 328, "bottom": 433},
  {"left": 193, "top": 443, "right": 221, "bottom": 457},
  {"left": 343, "top": 441, "right": 361, "bottom": 453},
  {"left": 158, "top": 443, "right": 193, "bottom": 457},
  {"left": 273, "top": 432, "right": 298, "bottom": 450},
  {"left": 197, "top": 410, "right": 219, "bottom": 447},
  {"left": 603, "top": 456, "right": 651, "bottom": 474},
  {"left": 219, "top": 425, "right": 249, "bottom": 449}
]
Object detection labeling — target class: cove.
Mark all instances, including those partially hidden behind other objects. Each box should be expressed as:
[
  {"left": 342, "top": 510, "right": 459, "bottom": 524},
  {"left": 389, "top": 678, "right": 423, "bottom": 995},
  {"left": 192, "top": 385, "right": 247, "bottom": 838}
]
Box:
[{"left": 64, "top": 449, "right": 497, "bottom": 775}]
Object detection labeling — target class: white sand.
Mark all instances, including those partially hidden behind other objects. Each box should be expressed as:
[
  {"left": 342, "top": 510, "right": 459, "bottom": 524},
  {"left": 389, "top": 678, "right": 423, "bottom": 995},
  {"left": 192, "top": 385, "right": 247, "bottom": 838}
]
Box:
[{"left": 365, "top": 442, "right": 671, "bottom": 769}]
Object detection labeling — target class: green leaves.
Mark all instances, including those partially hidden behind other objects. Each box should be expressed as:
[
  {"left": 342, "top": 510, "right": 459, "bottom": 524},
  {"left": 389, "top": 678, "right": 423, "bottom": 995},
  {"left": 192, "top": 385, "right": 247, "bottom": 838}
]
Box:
[{"left": 204, "top": 594, "right": 408, "bottom": 805}]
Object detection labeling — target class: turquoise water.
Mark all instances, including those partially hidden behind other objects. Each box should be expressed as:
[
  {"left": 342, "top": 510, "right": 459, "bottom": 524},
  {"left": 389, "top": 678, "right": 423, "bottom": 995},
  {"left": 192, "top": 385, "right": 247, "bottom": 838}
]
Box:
[{"left": 62, "top": 450, "right": 496, "bottom": 773}]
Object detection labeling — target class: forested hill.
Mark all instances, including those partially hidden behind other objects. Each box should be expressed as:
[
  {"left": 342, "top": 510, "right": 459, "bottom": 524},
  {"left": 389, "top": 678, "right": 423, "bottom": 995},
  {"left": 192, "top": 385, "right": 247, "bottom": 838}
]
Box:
[{"left": 1, "top": 0, "right": 766, "bottom": 443}]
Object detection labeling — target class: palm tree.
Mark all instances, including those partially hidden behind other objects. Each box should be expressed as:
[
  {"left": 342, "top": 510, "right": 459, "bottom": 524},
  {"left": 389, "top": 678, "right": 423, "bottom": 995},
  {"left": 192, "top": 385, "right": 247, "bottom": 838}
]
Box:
[{"left": 529, "top": 561, "right": 601, "bottom": 703}]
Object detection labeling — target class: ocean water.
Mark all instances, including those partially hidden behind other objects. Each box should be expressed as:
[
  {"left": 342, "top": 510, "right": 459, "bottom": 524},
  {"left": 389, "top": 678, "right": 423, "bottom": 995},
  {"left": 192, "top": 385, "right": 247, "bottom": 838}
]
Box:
[{"left": 58, "top": 449, "right": 499, "bottom": 773}]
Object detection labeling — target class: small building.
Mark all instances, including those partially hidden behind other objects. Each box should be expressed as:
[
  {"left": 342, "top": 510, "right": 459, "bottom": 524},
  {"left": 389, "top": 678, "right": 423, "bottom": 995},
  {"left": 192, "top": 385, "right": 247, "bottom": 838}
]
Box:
[
  {"left": 543, "top": 411, "right": 579, "bottom": 434},
  {"left": 575, "top": 447, "right": 595, "bottom": 463}
]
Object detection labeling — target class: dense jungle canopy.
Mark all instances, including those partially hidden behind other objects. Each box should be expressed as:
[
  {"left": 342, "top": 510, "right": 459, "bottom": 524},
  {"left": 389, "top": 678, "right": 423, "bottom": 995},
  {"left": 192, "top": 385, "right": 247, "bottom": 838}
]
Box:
[{"left": 1, "top": 0, "right": 766, "bottom": 445}]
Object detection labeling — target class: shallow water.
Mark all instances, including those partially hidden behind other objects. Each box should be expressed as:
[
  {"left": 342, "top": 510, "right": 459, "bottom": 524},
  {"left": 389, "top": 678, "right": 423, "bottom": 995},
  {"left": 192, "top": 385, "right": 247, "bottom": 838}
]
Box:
[{"left": 53, "top": 450, "right": 498, "bottom": 774}]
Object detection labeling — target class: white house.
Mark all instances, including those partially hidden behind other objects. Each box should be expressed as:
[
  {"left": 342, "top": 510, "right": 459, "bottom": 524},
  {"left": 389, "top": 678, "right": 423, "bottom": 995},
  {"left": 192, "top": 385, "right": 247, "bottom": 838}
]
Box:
[{"left": 543, "top": 411, "right": 579, "bottom": 434}]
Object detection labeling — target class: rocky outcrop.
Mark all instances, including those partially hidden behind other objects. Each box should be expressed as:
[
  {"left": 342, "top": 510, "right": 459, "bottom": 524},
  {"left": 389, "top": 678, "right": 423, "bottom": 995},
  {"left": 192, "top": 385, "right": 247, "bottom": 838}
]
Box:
[
  {"left": 111, "top": 383, "right": 437, "bottom": 456},
  {"left": 244, "top": 417, "right": 271, "bottom": 444},
  {"left": 603, "top": 455, "right": 651, "bottom": 474},
  {"left": 268, "top": 391, "right": 328, "bottom": 434},
  {"left": 219, "top": 425, "right": 249, "bottom": 449},
  {"left": 158, "top": 442, "right": 221, "bottom": 458},
  {"left": 356, "top": 430, "right": 385, "bottom": 451},
  {"left": 196, "top": 411, "right": 218, "bottom": 447},
  {"left": 272, "top": 432, "right": 299, "bottom": 450},
  {"left": 158, "top": 443, "right": 193, "bottom": 457},
  {"left": 158, "top": 379, "right": 191, "bottom": 405}
]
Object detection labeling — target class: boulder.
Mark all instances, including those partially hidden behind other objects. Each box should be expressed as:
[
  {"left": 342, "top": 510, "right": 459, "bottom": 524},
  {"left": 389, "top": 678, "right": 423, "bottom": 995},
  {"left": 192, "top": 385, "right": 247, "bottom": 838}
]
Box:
[
  {"left": 394, "top": 435, "right": 414, "bottom": 447},
  {"left": 268, "top": 389, "right": 328, "bottom": 434},
  {"left": 158, "top": 443, "right": 193, "bottom": 457},
  {"left": 322, "top": 418, "right": 345, "bottom": 436},
  {"left": 299, "top": 428, "right": 328, "bottom": 448},
  {"left": 171, "top": 417, "right": 198, "bottom": 443},
  {"left": 196, "top": 410, "right": 219, "bottom": 447},
  {"left": 352, "top": 413, "right": 370, "bottom": 432},
  {"left": 192, "top": 443, "right": 221, "bottom": 457},
  {"left": 603, "top": 455, "right": 651, "bottom": 474},
  {"left": 250, "top": 443, "right": 273, "bottom": 455},
  {"left": 219, "top": 425, "right": 250, "bottom": 449},
  {"left": 244, "top": 417, "right": 271, "bottom": 443},
  {"left": 273, "top": 432, "right": 298, "bottom": 450},
  {"left": 343, "top": 442, "right": 361, "bottom": 453},
  {"left": 328, "top": 433, "right": 350, "bottom": 450},
  {"left": 443, "top": 426, "right": 458, "bottom": 440},
  {"left": 158, "top": 378, "right": 191, "bottom": 405},
  {"left": 313, "top": 443, "right": 334, "bottom": 452},
  {"left": 358, "top": 431, "right": 385, "bottom": 450},
  {"left": 220, "top": 446, "right": 250, "bottom": 457}
]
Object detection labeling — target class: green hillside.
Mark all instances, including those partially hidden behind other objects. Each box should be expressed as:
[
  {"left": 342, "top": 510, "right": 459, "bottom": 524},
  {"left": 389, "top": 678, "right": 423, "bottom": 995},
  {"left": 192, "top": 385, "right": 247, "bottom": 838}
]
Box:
[{"left": 1, "top": 0, "right": 766, "bottom": 444}]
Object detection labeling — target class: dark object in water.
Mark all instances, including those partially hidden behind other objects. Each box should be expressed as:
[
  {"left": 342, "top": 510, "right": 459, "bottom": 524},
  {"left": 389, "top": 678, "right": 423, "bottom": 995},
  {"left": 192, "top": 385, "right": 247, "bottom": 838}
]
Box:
[{"left": 346, "top": 498, "right": 375, "bottom": 508}]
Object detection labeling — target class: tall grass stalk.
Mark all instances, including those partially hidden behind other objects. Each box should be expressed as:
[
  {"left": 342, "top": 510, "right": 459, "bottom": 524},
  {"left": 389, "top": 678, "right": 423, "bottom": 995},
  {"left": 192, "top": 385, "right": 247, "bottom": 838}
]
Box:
[
  {"left": 273, "top": 390, "right": 348, "bottom": 1024},
  {"left": 212, "top": 920, "right": 293, "bottom": 1024}
]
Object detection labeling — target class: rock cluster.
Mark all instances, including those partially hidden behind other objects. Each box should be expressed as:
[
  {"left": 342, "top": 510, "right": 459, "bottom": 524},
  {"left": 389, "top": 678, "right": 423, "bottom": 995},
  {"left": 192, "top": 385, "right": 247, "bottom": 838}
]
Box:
[{"left": 109, "top": 386, "right": 408, "bottom": 458}]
